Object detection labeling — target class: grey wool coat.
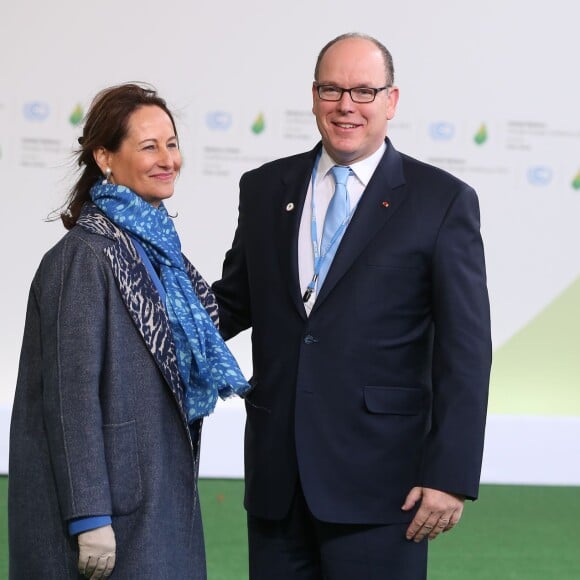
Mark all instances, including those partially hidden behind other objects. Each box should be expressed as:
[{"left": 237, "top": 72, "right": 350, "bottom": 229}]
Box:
[{"left": 9, "top": 204, "right": 211, "bottom": 579}]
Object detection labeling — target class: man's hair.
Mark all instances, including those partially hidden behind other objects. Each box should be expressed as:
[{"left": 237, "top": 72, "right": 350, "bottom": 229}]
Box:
[{"left": 314, "top": 32, "right": 395, "bottom": 86}]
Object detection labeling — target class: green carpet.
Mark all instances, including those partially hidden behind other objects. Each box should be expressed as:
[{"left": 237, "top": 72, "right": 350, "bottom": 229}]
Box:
[{"left": 1, "top": 477, "right": 579, "bottom": 579}]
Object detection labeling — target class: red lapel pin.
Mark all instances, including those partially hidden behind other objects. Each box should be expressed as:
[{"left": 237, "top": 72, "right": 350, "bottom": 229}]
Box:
[{"left": 381, "top": 201, "right": 390, "bottom": 208}]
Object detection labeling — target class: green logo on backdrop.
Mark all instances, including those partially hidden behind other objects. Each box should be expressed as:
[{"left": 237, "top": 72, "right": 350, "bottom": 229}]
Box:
[
  {"left": 69, "top": 104, "right": 84, "bottom": 127},
  {"left": 251, "top": 113, "right": 265, "bottom": 135},
  {"left": 474, "top": 123, "right": 488, "bottom": 145}
]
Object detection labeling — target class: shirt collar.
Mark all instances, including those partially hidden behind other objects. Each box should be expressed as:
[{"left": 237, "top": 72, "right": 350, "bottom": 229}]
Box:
[{"left": 318, "top": 141, "right": 386, "bottom": 187}]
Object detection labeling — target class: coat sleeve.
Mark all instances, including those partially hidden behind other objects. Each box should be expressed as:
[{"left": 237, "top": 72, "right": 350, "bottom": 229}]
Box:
[
  {"left": 421, "top": 185, "right": 492, "bottom": 500},
  {"left": 211, "top": 175, "right": 253, "bottom": 340},
  {"left": 39, "top": 233, "right": 113, "bottom": 520}
]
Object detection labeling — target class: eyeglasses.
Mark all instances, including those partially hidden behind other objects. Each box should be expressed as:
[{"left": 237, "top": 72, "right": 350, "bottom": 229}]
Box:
[{"left": 315, "top": 84, "right": 390, "bottom": 103}]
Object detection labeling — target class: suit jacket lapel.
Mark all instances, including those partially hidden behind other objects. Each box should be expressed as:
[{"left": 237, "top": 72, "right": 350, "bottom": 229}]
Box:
[
  {"left": 276, "top": 146, "right": 321, "bottom": 318},
  {"left": 313, "top": 140, "right": 407, "bottom": 309}
]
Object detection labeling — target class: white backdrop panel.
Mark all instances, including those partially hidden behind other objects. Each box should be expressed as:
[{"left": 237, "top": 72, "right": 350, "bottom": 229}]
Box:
[{"left": 1, "top": 1, "right": 579, "bottom": 482}]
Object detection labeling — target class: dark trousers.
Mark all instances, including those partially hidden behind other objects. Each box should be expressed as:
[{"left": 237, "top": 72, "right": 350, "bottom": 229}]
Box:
[{"left": 248, "top": 483, "right": 428, "bottom": 580}]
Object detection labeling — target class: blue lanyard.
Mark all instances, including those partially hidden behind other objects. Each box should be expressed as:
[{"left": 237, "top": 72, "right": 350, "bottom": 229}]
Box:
[{"left": 302, "top": 156, "right": 356, "bottom": 303}]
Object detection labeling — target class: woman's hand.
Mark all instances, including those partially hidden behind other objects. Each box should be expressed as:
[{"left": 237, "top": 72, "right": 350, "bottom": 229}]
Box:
[{"left": 77, "top": 524, "right": 116, "bottom": 578}]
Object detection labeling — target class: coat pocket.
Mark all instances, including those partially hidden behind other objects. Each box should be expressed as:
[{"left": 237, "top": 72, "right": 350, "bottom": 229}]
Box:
[
  {"left": 103, "top": 420, "right": 143, "bottom": 515},
  {"left": 363, "top": 386, "right": 429, "bottom": 415}
]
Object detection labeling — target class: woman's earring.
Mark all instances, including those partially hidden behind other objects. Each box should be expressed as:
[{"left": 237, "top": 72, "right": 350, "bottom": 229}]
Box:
[{"left": 102, "top": 167, "right": 112, "bottom": 184}]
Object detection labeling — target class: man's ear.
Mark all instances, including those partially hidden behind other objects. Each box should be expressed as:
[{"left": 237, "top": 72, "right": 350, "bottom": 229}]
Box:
[{"left": 386, "top": 86, "right": 399, "bottom": 121}]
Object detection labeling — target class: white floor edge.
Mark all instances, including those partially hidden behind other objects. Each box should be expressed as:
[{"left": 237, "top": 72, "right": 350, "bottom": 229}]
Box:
[{"left": 1, "top": 402, "right": 579, "bottom": 485}]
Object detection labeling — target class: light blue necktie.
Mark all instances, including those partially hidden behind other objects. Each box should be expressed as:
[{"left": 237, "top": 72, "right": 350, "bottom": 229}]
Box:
[{"left": 317, "top": 165, "right": 351, "bottom": 289}]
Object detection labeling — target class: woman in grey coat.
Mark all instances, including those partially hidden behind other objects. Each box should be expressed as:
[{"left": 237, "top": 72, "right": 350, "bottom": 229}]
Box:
[{"left": 8, "top": 83, "right": 249, "bottom": 579}]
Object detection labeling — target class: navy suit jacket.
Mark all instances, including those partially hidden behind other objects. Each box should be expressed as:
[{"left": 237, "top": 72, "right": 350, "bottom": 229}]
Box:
[{"left": 213, "top": 138, "right": 491, "bottom": 525}]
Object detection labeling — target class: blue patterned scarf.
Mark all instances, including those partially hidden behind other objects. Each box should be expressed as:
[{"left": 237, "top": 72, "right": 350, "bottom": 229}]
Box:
[{"left": 90, "top": 182, "right": 250, "bottom": 421}]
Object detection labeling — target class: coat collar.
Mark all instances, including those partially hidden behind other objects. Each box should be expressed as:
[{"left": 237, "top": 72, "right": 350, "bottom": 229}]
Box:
[{"left": 77, "top": 204, "right": 187, "bottom": 416}]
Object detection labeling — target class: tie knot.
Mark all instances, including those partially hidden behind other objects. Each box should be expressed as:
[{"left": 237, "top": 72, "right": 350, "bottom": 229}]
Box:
[{"left": 330, "top": 165, "right": 351, "bottom": 186}]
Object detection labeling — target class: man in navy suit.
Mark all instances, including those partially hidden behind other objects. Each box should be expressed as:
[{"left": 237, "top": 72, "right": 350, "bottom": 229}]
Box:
[{"left": 212, "top": 32, "right": 491, "bottom": 580}]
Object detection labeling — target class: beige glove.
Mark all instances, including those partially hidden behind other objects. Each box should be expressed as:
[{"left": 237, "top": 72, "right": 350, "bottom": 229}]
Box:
[{"left": 77, "top": 524, "right": 116, "bottom": 579}]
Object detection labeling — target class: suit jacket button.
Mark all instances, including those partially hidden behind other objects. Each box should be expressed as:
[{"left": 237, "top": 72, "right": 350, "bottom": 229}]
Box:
[{"left": 304, "top": 334, "right": 318, "bottom": 344}]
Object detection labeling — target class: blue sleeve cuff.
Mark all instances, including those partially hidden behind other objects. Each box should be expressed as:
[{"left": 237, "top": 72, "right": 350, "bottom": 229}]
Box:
[{"left": 68, "top": 515, "right": 112, "bottom": 536}]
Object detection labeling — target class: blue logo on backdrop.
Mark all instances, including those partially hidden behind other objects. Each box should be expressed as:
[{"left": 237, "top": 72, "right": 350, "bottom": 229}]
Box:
[
  {"left": 429, "top": 122, "right": 455, "bottom": 141},
  {"left": 206, "top": 111, "right": 232, "bottom": 130},
  {"left": 527, "top": 166, "right": 553, "bottom": 186},
  {"left": 23, "top": 101, "right": 50, "bottom": 121}
]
